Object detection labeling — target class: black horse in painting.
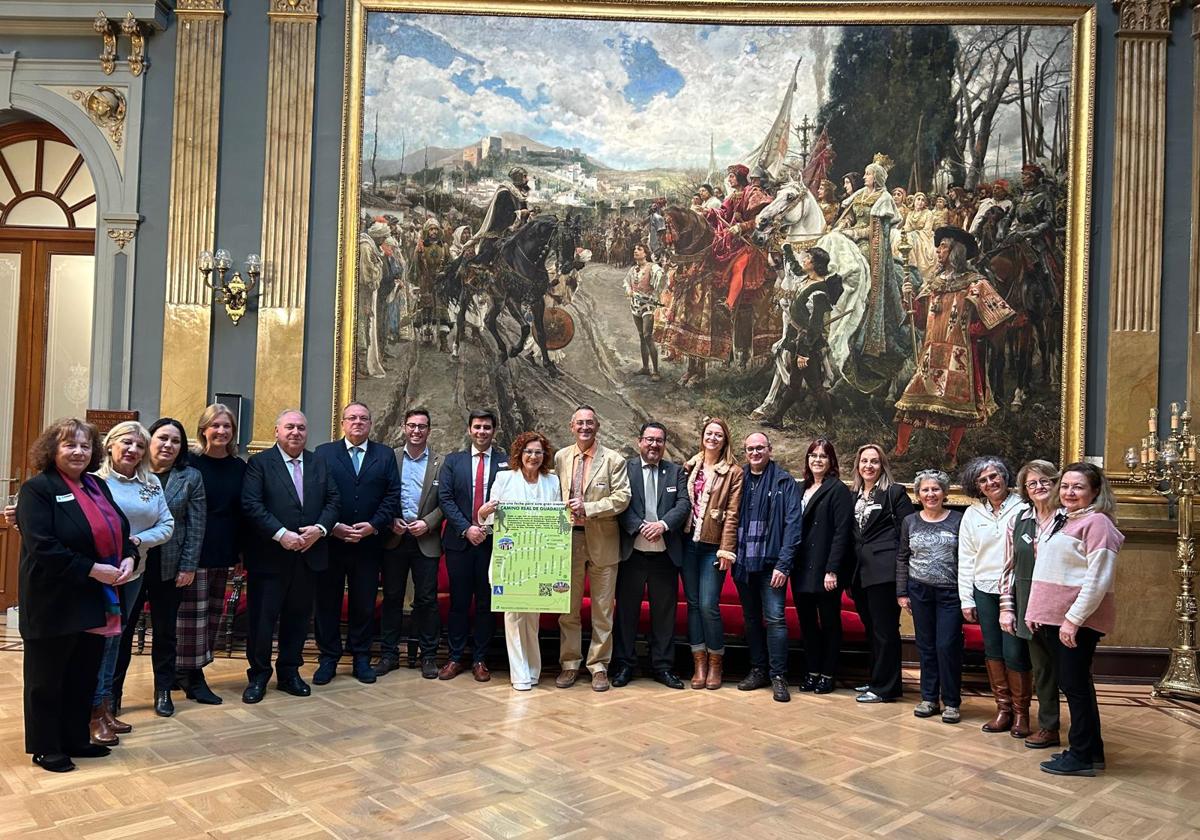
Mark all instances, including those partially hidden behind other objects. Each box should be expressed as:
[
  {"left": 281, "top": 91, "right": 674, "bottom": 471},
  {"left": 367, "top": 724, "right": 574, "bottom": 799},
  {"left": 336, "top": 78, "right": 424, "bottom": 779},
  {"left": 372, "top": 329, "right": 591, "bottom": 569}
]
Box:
[{"left": 438, "top": 214, "right": 583, "bottom": 376}]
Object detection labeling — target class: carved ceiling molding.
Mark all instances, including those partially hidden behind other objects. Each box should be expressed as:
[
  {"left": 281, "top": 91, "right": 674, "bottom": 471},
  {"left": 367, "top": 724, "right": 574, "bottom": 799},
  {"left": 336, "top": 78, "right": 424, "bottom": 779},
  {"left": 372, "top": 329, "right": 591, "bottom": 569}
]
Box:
[{"left": 268, "top": 0, "right": 318, "bottom": 20}]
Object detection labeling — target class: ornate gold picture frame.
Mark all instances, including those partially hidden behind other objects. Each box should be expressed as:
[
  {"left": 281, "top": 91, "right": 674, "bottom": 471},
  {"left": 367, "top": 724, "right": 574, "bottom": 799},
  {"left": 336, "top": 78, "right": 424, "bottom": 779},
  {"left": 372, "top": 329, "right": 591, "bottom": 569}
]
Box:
[{"left": 334, "top": 0, "right": 1093, "bottom": 481}]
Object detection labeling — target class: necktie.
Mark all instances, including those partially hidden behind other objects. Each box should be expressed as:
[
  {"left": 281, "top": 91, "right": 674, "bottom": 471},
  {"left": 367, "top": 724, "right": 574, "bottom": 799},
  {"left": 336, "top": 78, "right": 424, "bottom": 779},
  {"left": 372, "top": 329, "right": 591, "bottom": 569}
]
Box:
[
  {"left": 351, "top": 446, "right": 363, "bottom": 475},
  {"left": 571, "top": 452, "right": 588, "bottom": 524},
  {"left": 644, "top": 464, "right": 658, "bottom": 522},
  {"left": 290, "top": 458, "right": 304, "bottom": 504},
  {"left": 472, "top": 451, "right": 485, "bottom": 523}
]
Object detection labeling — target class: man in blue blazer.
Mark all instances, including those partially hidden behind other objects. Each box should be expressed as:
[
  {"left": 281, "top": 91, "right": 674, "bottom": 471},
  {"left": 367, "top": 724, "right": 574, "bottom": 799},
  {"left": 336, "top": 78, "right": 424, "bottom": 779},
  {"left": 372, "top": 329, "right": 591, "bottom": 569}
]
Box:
[
  {"left": 312, "top": 402, "right": 402, "bottom": 685},
  {"left": 612, "top": 421, "right": 691, "bottom": 689},
  {"left": 241, "top": 409, "right": 340, "bottom": 703},
  {"left": 436, "top": 409, "right": 507, "bottom": 681}
]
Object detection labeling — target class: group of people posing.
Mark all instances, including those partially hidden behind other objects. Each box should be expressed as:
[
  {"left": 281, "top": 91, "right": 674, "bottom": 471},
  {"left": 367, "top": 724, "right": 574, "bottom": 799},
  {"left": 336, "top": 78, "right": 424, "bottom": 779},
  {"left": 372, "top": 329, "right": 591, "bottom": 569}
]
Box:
[{"left": 15, "top": 401, "right": 1119, "bottom": 780}]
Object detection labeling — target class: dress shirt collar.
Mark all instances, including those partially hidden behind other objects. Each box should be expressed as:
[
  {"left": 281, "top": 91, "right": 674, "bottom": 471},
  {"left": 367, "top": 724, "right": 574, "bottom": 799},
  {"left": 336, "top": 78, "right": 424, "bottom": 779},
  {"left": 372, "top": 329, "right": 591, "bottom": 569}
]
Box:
[
  {"left": 471, "top": 445, "right": 493, "bottom": 458},
  {"left": 344, "top": 437, "right": 369, "bottom": 452},
  {"left": 276, "top": 444, "right": 303, "bottom": 464},
  {"left": 403, "top": 445, "right": 429, "bottom": 462},
  {"left": 640, "top": 458, "right": 659, "bottom": 470}
]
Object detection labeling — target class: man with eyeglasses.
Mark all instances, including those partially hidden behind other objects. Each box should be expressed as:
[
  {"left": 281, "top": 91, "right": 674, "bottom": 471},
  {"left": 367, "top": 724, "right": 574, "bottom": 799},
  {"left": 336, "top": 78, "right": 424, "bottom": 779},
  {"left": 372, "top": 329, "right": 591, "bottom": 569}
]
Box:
[
  {"left": 611, "top": 422, "right": 691, "bottom": 689},
  {"left": 733, "top": 432, "right": 802, "bottom": 702},
  {"left": 377, "top": 408, "right": 444, "bottom": 678},
  {"left": 553, "top": 405, "right": 631, "bottom": 691},
  {"left": 313, "top": 402, "right": 403, "bottom": 686}
]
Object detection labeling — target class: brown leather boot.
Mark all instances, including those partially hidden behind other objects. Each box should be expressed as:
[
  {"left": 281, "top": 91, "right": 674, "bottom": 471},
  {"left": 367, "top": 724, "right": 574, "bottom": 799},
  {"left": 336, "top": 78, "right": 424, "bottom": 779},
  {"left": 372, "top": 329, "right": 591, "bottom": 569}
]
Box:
[
  {"left": 706, "top": 653, "right": 724, "bottom": 690},
  {"left": 102, "top": 698, "right": 132, "bottom": 734},
  {"left": 1024, "top": 728, "right": 1061, "bottom": 749},
  {"left": 691, "top": 651, "right": 709, "bottom": 690},
  {"left": 980, "top": 659, "right": 1013, "bottom": 733},
  {"left": 1009, "top": 669, "right": 1033, "bottom": 739},
  {"left": 89, "top": 705, "right": 119, "bottom": 746}
]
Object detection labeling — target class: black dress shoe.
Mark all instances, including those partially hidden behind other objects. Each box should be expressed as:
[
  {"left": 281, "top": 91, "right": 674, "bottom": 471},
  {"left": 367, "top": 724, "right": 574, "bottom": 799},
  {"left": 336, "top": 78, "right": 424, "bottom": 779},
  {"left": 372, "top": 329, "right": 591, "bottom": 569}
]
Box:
[
  {"left": 771, "top": 675, "right": 791, "bottom": 703},
  {"left": 66, "top": 744, "right": 111, "bottom": 758},
  {"left": 155, "top": 690, "right": 175, "bottom": 717},
  {"left": 353, "top": 659, "right": 377, "bottom": 684},
  {"left": 33, "top": 753, "right": 75, "bottom": 773},
  {"left": 814, "top": 676, "right": 835, "bottom": 694},
  {"left": 312, "top": 660, "right": 337, "bottom": 686},
  {"left": 609, "top": 666, "right": 634, "bottom": 688},
  {"left": 276, "top": 675, "right": 312, "bottom": 697},
  {"left": 420, "top": 659, "right": 439, "bottom": 679},
  {"left": 653, "top": 670, "right": 685, "bottom": 689},
  {"left": 184, "top": 670, "right": 223, "bottom": 705},
  {"left": 374, "top": 656, "right": 399, "bottom": 676},
  {"left": 798, "top": 673, "right": 820, "bottom": 692},
  {"left": 242, "top": 680, "right": 268, "bottom": 704},
  {"left": 737, "top": 668, "right": 770, "bottom": 691}
]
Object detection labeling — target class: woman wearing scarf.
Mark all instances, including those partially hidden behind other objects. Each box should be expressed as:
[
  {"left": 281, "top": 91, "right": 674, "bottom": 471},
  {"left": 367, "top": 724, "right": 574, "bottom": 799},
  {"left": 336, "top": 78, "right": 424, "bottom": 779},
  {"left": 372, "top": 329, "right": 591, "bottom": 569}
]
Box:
[{"left": 16, "top": 418, "right": 136, "bottom": 772}]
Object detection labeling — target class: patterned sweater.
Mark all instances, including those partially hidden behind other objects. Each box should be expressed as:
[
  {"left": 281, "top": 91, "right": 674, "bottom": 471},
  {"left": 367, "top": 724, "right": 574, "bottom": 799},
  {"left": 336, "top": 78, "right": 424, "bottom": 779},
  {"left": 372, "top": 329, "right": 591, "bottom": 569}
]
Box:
[{"left": 1022, "top": 507, "right": 1124, "bottom": 633}]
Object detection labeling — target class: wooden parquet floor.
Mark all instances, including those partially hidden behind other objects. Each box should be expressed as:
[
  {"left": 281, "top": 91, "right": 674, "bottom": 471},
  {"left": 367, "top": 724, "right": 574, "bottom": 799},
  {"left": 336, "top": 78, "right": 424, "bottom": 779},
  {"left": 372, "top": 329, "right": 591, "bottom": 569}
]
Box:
[{"left": 0, "top": 640, "right": 1197, "bottom": 839}]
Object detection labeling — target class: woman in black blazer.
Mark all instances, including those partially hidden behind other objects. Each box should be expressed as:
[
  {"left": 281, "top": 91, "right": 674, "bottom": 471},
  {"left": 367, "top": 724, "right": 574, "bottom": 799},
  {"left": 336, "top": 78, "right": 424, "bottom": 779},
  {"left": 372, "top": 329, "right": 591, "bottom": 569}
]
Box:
[
  {"left": 791, "top": 439, "right": 854, "bottom": 694},
  {"left": 16, "top": 419, "right": 136, "bottom": 772},
  {"left": 848, "top": 443, "right": 915, "bottom": 703}
]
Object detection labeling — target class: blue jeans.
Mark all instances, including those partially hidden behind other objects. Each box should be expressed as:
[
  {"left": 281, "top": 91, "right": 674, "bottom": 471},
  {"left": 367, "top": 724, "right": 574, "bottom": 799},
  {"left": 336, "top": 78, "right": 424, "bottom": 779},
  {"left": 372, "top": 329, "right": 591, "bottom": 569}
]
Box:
[
  {"left": 909, "top": 579, "right": 963, "bottom": 707},
  {"left": 734, "top": 569, "right": 789, "bottom": 677},
  {"left": 94, "top": 574, "right": 143, "bottom": 707},
  {"left": 681, "top": 540, "right": 725, "bottom": 653}
]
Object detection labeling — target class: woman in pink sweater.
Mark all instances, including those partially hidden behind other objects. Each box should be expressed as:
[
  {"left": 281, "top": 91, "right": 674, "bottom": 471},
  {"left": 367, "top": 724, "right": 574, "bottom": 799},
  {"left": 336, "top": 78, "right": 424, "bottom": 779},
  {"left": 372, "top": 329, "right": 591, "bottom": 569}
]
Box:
[{"left": 1024, "top": 462, "right": 1123, "bottom": 777}]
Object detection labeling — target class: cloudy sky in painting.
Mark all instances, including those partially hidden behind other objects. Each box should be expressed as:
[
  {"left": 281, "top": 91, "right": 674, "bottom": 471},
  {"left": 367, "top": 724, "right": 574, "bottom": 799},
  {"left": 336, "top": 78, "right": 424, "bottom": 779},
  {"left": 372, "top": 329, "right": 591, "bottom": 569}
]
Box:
[{"left": 363, "top": 14, "right": 833, "bottom": 171}]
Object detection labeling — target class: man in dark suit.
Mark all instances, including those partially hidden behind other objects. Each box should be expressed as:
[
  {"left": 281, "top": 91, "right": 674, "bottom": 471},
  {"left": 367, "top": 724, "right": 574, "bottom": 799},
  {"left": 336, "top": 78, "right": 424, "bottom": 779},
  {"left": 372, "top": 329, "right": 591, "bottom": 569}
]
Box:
[
  {"left": 377, "top": 407, "right": 444, "bottom": 679},
  {"left": 312, "top": 402, "right": 401, "bottom": 686},
  {"left": 436, "top": 409, "right": 507, "bottom": 681},
  {"left": 241, "top": 409, "right": 340, "bottom": 703},
  {"left": 611, "top": 421, "right": 690, "bottom": 689}
]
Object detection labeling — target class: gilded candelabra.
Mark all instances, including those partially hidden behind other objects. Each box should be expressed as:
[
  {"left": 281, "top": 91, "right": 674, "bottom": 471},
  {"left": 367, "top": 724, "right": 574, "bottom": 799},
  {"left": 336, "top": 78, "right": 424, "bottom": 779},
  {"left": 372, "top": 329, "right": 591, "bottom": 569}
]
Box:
[
  {"left": 198, "top": 249, "right": 260, "bottom": 326},
  {"left": 1125, "top": 402, "right": 1200, "bottom": 700}
]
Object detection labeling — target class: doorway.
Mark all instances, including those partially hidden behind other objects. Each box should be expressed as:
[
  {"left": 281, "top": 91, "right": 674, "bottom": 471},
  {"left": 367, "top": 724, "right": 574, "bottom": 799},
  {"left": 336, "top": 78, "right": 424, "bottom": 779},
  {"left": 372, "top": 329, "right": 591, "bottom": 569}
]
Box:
[{"left": 0, "top": 118, "right": 97, "bottom": 609}]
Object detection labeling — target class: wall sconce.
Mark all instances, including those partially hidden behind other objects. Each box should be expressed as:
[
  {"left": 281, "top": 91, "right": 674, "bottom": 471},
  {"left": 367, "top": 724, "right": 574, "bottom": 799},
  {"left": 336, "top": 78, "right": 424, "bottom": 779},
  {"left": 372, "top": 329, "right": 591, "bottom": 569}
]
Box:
[{"left": 198, "top": 249, "right": 260, "bottom": 325}]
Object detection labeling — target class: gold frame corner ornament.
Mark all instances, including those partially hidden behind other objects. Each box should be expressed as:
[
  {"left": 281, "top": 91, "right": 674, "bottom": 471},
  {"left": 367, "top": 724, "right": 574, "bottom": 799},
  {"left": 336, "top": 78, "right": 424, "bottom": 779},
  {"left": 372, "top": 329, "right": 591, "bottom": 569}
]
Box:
[{"left": 334, "top": 0, "right": 1096, "bottom": 455}]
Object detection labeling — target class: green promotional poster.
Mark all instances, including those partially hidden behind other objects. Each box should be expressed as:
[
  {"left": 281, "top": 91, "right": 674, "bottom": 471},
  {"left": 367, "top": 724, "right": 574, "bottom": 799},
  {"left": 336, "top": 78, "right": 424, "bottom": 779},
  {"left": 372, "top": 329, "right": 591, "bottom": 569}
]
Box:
[{"left": 490, "top": 501, "right": 573, "bottom": 614}]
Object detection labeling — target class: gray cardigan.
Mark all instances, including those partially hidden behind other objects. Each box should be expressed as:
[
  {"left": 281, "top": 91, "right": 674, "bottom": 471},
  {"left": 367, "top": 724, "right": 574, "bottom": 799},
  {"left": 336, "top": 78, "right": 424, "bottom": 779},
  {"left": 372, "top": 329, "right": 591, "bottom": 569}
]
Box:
[
  {"left": 104, "top": 470, "right": 174, "bottom": 581},
  {"left": 158, "top": 465, "right": 207, "bottom": 581}
]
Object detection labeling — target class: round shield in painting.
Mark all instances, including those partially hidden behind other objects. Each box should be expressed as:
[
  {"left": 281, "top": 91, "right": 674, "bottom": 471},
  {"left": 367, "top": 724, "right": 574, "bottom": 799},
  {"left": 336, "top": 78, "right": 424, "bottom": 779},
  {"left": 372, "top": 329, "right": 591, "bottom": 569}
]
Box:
[{"left": 542, "top": 306, "right": 575, "bottom": 351}]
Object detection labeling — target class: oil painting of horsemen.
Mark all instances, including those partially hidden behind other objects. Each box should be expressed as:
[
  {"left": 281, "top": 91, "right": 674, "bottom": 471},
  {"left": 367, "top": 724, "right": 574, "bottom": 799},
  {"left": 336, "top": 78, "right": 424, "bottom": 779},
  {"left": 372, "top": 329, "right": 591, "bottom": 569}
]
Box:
[{"left": 340, "top": 2, "right": 1090, "bottom": 479}]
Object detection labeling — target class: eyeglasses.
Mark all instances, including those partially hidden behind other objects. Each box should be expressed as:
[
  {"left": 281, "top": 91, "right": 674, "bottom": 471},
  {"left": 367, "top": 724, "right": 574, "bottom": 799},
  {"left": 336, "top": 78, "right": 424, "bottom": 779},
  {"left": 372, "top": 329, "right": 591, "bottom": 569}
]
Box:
[
  {"left": 640, "top": 437, "right": 665, "bottom": 445},
  {"left": 1024, "top": 478, "right": 1054, "bottom": 489},
  {"left": 976, "top": 472, "right": 1004, "bottom": 485},
  {"left": 745, "top": 445, "right": 769, "bottom": 453},
  {"left": 521, "top": 449, "right": 544, "bottom": 457},
  {"left": 404, "top": 423, "right": 429, "bottom": 431},
  {"left": 344, "top": 414, "right": 370, "bottom": 422}
]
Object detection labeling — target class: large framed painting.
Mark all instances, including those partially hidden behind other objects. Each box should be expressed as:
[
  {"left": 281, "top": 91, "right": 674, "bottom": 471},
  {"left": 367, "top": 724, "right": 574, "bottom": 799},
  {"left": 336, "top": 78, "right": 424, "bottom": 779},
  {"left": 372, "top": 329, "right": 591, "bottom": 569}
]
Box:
[{"left": 335, "top": 0, "right": 1093, "bottom": 482}]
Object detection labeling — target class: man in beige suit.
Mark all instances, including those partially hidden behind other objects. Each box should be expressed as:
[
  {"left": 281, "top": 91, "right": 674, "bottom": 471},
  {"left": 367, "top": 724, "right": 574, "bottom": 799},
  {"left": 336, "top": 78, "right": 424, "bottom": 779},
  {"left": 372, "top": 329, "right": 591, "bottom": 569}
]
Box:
[
  {"left": 377, "top": 408, "right": 444, "bottom": 679},
  {"left": 554, "top": 405, "right": 631, "bottom": 691}
]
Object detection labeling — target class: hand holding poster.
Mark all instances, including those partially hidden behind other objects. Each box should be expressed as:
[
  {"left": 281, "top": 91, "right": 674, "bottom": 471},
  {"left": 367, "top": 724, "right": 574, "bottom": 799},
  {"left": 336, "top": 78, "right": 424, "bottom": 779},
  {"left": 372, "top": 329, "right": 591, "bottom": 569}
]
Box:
[{"left": 490, "top": 501, "right": 573, "bottom": 613}]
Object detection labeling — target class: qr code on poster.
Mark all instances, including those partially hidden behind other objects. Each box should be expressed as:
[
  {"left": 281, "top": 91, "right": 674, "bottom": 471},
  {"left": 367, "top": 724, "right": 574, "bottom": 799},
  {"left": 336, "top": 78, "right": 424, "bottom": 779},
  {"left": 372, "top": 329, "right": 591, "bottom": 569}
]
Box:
[{"left": 538, "top": 583, "right": 553, "bottom": 597}]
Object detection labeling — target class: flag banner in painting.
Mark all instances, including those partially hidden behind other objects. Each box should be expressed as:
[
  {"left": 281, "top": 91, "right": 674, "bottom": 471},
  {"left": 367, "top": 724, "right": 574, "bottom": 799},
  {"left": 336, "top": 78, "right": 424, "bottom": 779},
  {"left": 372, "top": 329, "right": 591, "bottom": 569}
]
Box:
[{"left": 490, "top": 501, "right": 573, "bottom": 614}]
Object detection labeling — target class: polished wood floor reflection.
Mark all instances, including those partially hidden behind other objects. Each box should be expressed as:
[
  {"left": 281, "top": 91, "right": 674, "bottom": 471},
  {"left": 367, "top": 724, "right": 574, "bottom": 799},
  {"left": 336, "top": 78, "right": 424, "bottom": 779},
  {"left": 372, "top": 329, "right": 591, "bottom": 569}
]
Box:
[{"left": 0, "top": 641, "right": 1197, "bottom": 839}]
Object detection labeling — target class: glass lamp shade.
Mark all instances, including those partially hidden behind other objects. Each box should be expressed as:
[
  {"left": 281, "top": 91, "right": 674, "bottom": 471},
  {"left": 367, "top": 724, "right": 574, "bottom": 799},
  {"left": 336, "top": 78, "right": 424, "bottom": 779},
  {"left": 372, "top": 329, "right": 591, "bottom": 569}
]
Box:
[
  {"left": 1163, "top": 442, "right": 1180, "bottom": 464},
  {"left": 245, "top": 253, "right": 262, "bottom": 274},
  {"left": 197, "top": 250, "right": 214, "bottom": 272},
  {"left": 214, "top": 249, "right": 232, "bottom": 271},
  {"left": 1124, "top": 447, "right": 1139, "bottom": 469}
]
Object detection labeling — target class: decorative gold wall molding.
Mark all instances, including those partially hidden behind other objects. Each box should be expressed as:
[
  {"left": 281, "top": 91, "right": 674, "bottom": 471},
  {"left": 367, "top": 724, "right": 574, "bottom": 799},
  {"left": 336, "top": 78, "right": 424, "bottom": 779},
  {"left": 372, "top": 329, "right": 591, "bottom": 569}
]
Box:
[
  {"left": 158, "top": 0, "right": 225, "bottom": 430},
  {"left": 250, "top": 0, "right": 320, "bottom": 447},
  {"left": 1104, "top": 0, "right": 1180, "bottom": 470}
]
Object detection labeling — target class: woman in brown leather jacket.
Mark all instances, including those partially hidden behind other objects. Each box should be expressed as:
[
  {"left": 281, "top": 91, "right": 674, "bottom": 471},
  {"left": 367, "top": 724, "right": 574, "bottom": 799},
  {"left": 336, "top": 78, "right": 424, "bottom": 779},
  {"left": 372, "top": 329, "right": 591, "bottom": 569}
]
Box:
[{"left": 681, "top": 417, "right": 743, "bottom": 689}]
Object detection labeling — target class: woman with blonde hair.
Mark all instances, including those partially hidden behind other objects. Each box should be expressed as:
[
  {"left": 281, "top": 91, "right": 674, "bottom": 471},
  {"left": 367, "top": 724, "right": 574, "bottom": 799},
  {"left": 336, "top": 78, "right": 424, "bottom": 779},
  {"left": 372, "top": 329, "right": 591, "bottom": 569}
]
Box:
[
  {"left": 682, "top": 417, "right": 743, "bottom": 689},
  {"left": 849, "top": 443, "right": 914, "bottom": 703},
  {"left": 175, "top": 403, "right": 247, "bottom": 705},
  {"left": 92, "top": 420, "right": 174, "bottom": 743}
]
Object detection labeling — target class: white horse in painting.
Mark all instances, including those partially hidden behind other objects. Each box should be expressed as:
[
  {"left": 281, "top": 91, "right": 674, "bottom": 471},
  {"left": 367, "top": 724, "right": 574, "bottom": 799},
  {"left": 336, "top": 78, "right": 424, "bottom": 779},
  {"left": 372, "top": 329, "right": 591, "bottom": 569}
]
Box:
[{"left": 749, "top": 179, "right": 870, "bottom": 419}]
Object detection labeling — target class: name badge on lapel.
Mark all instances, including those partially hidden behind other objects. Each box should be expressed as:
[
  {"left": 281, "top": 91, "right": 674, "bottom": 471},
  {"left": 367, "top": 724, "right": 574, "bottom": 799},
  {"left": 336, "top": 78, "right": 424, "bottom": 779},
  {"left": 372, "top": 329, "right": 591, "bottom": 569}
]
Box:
[
  {"left": 1021, "top": 533, "right": 1033, "bottom": 544},
  {"left": 596, "top": 482, "right": 607, "bottom": 489},
  {"left": 666, "top": 486, "right": 677, "bottom": 493},
  {"left": 55, "top": 493, "right": 75, "bottom": 503},
  {"left": 497, "top": 462, "right": 509, "bottom": 469},
  {"left": 432, "top": 479, "right": 439, "bottom": 487}
]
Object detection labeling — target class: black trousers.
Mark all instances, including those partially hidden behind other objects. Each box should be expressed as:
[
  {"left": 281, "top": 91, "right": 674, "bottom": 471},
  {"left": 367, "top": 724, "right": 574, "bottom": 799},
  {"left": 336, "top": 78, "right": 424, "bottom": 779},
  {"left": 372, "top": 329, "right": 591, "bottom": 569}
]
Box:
[
  {"left": 1050, "top": 625, "right": 1105, "bottom": 764},
  {"left": 445, "top": 545, "right": 494, "bottom": 663},
  {"left": 113, "top": 553, "right": 184, "bottom": 695},
  {"left": 852, "top": 579, "right": 903, "bottom": 698},
  {"left": 613, "top": 550, "right": 679, "bottom": 673},
  {"left": 379, "top": 535, "right": 441, "bottom": 661},
  {"left": 246, "top": 563, "right": 316, "bottom": 682},
  {"left": 313, "top": 542, "right": 381, "bottom": 664},
  {"left": 793, "top": 584, "right": 844, "bottom": 678},
  {"left": 23, "top": 631, "right": 104, "bottom": 755}
]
